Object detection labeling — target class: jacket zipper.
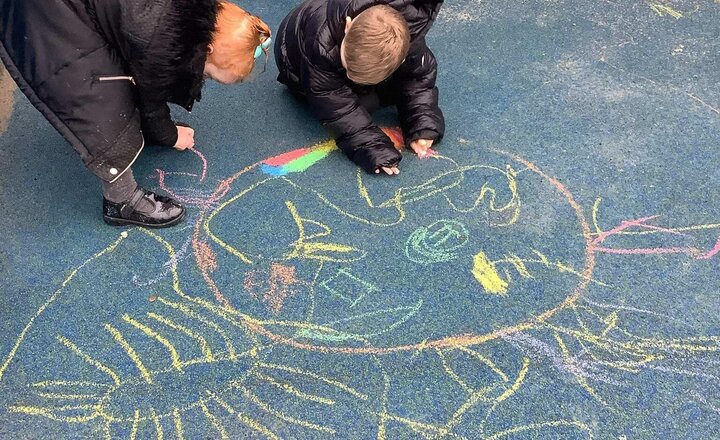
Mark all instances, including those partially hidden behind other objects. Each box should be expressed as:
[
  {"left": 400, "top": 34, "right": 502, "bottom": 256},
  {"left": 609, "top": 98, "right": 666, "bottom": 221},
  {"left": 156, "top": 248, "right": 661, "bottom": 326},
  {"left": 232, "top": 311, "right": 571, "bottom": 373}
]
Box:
[{"left": 97, "top": 76, "right": 136, "bottom": 85}]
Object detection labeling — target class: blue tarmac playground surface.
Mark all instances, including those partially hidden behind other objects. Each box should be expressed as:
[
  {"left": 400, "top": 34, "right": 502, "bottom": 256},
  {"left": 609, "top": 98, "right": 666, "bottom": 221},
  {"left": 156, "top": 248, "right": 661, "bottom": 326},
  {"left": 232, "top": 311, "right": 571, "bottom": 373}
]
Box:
[{"left": 2, "top": 1, "right": 720, "bottom": 438}]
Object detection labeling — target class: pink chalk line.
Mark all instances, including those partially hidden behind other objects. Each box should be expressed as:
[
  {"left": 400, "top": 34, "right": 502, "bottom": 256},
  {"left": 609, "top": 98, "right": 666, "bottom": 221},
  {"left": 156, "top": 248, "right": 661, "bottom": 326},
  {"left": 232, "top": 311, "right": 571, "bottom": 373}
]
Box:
[
  {"left": 151, "top": 146, "right": 229, "bottom": 207},
  {"left": 698, "top": 236, "right": 720, "bottom": 260},
  {"left": 155, "top": 169, "right": 229, "bottom": 207},
  {"left": 188, "top": 147, "right": 208, "bottom": 182},
  {"left": 591, "top": 215, "right": 719, "bottom": 259},
  {"left": 418, "top": 148, "right": 439, "bottom": 159},
  {"left": 591, "top": 246, "right": 700, "bottom": 256}
]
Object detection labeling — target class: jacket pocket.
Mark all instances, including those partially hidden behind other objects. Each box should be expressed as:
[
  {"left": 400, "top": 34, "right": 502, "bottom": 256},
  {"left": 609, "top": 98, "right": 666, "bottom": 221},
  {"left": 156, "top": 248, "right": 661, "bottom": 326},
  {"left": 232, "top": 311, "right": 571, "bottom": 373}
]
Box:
[{"left": 96, "top": 75, "right": 136, "bottom": 85}]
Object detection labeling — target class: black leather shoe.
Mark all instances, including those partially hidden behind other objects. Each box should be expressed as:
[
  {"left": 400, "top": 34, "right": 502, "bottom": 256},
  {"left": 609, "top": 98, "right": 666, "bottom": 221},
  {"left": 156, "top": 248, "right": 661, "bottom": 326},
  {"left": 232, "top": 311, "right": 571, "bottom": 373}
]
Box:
[{"left": 103, "top": 187, "right": 185, "bottom": 228}]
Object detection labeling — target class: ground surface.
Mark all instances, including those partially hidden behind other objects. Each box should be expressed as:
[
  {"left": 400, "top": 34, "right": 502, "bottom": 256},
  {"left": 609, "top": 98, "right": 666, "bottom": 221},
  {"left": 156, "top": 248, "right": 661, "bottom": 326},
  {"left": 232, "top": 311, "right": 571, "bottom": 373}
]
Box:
[{"left": 1, "top": 1, "right": 720, "bottom": 439}]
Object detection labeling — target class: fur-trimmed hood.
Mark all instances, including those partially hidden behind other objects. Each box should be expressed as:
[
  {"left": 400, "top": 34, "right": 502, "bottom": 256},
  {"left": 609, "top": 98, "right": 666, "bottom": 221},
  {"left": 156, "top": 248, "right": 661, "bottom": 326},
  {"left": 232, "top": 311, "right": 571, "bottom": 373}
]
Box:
[
  {"left": 86, "top": 0, "right": 219, "bottom": 110},
  {"left": 0, "top": 0, "right": 220, "bottom": 182}
]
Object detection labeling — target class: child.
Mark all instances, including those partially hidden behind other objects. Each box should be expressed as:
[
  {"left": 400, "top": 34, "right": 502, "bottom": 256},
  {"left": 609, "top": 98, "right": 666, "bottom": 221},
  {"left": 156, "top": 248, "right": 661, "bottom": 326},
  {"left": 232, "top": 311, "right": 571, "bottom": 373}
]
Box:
[
  {"left": 275, "top": 0, "right": 445, "bottom": 175},
  {"left": 0, "top": 0, "right": 270, "bottom": 227}
]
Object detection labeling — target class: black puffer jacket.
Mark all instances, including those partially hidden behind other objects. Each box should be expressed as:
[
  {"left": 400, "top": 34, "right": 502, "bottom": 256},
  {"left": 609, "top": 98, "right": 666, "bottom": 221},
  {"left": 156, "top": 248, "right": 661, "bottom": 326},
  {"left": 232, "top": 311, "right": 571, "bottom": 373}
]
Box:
[
  {"left": 275, "top": 0, "right": 445, "bottom": 173},
  {"left": 0, "top": 0, "right": 217, "bottom": 182}
]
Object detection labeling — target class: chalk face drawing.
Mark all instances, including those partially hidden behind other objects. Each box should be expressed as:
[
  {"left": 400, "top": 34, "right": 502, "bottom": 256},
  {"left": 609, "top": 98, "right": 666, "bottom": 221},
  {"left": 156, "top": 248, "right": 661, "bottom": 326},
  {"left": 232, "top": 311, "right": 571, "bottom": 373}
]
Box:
[
  {"left": 1, "top": 131, "right": 720, "bottom": 438},
  {"left": 197, "top": 135, "right": 594, "bottom": 353}
]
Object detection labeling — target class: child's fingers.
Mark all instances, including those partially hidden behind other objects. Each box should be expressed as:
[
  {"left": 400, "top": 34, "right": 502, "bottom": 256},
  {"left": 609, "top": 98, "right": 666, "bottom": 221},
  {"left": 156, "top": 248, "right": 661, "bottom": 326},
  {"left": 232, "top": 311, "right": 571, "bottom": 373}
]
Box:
[
  {"left": 376, "top": 166, "right": 399, "bottom": 175},
  {"left": 409, "top": 141, "right": 426, "bottom": 156},
  {"left": 410, "top": 139, "right": 436, "bottom": 157},
  {"left": 176, "top": 143, "right": 189, "bottom": 151},
  {"left": 417, "top": 139, "right": 433, "bottom": 149},
  {"left": 174, "top": 126, "right": 195, "bottom": 151}
]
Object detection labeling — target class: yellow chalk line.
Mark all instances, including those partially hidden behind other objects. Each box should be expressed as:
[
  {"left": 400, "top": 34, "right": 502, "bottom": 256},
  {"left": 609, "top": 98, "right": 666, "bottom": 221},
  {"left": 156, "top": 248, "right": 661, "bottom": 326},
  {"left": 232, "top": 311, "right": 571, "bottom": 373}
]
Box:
[{"left": 105, "top": 323, "right": 153, "bottom": 384}]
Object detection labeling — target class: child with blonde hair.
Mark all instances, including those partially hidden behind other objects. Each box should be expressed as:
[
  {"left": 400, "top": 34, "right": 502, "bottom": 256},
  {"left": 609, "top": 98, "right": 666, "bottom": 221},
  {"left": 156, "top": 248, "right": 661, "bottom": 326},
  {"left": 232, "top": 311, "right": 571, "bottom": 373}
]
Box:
[
  {"left": 0, "top": 0, "right": 270, "bottom": 227},
  {"left": 275, "top": 0, "right": 445, "bottom": 175}
]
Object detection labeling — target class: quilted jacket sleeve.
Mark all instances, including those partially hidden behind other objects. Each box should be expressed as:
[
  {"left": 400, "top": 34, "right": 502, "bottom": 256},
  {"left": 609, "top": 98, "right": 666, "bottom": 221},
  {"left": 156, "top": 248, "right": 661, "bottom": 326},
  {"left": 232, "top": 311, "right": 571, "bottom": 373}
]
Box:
[
  {"left": 137, "top": 96, "right": 178, "bottom": 147},
  {"left": 301, "top": 52, "right": 401, "bottom": 173},
  {"left": 393, "top": 37, "right": 445, "bottom": 144}
]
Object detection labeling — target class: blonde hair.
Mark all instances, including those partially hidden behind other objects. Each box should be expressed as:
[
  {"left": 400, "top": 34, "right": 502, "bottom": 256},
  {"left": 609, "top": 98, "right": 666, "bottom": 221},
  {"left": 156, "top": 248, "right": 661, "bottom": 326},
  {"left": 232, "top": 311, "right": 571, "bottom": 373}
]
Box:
[
  {"left": 343, "top": 6, "right": 410, "bottom": 85},
  {"left": 209, "top": 1, "right": 271, "bottom": 81}
]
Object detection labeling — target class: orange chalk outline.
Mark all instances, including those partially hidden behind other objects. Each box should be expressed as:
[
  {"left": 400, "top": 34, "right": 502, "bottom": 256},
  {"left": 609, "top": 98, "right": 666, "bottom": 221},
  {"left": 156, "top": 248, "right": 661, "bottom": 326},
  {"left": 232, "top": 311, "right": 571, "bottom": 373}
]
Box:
[{"left": 192, "top": 148, "right": 596, "bottom": 355}]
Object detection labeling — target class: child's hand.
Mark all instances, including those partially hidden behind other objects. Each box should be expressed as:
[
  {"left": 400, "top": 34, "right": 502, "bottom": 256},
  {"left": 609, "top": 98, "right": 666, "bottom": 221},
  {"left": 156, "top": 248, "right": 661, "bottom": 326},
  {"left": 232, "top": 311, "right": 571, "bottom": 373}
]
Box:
[
  {"left": 375, "top": 165, "right": 400, "bottom": 175},
  {"left": 410, "top": 139, "right": 434, "bottom": 158},
  {"left": 174, "top": 126, "right": 195, "bottom": 150}
]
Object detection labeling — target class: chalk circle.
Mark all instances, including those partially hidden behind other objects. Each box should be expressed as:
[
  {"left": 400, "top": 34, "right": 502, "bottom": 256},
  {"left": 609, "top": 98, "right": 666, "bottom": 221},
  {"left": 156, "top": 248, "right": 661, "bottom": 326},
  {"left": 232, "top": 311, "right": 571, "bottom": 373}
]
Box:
[
  {"left": 405, "top": 220, "right": 470, "bottom": 265},
  {"left": 196, "top": 146, "right": 596, "bottom": 355}
]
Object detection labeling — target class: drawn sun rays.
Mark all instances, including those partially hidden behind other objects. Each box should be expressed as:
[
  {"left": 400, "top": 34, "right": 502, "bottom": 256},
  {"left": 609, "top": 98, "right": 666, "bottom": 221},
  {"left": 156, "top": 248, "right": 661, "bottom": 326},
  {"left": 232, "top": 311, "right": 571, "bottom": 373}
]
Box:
[{"left": 4, "top": 229, "right": 381, "bottom": 439}]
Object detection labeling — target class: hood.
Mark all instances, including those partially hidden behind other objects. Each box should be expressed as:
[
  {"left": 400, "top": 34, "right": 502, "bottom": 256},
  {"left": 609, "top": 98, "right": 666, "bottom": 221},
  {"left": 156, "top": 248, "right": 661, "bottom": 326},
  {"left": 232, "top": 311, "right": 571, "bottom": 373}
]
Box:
[
  {"left": 327, "top": 0, "right": 443, "bottom": 45},
  {"left": 138, "top": 0, "right": 218, "bottom": 109},
  {"left": 86, "top": 0, "right": 219, "bottom": 109}
]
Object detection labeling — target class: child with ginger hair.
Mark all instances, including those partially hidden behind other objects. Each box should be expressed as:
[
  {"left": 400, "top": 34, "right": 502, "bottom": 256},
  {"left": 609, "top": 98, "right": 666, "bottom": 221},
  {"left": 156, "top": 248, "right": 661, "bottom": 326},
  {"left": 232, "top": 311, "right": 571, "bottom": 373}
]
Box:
[
  {"left": 275, "top": 0, "right": 445, "bottom": 175},
  {"left": 0, "top": 0, "right": 270, "bottom": 227}
]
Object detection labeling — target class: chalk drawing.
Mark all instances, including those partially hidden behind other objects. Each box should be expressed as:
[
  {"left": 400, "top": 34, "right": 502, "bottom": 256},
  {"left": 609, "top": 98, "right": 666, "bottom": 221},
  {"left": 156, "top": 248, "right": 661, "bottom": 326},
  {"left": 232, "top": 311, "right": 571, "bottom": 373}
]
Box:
[
  {"left": 406, "top": 220, "right": 470, "bottom": 265},
  {"left": 320, "top": 268, "right": 380, "bottom": 308},
  {"left": 2, "top": 131, "right": 720, "bottom": 438}
]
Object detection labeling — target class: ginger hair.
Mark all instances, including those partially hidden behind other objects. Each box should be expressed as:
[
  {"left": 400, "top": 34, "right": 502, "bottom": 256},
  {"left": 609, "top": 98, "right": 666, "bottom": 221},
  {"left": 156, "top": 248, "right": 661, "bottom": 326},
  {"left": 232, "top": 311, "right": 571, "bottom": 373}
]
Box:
[
  {"left": 209, "top": 1, "right": 271, "bottom": 81},
  {"left": 343, "top": 5, "right": 410, "bottom": 85}
]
